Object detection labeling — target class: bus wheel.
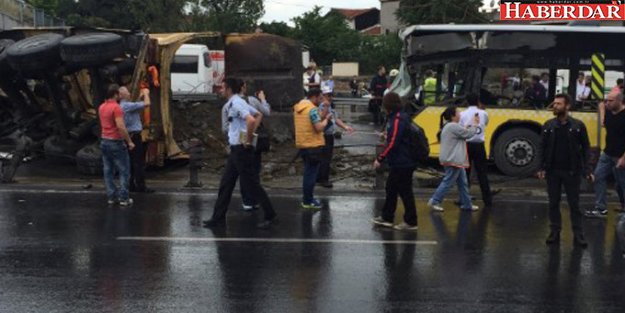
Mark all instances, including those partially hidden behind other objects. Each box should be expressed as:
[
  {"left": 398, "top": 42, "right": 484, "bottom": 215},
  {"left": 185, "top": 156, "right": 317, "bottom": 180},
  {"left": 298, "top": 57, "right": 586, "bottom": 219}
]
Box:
[{"left": 493, "top": 128, "right": 542, "bottom": 177}]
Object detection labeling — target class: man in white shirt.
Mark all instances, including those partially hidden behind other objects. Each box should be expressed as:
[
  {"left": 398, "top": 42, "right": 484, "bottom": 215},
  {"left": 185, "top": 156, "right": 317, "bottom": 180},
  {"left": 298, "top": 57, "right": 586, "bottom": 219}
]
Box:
[
  {"left": 459, "top": 93, "right": 495, "bottom": 207},
  {"left": 576, "top": 73, "right": 590, "bottom": 105},
  {"left": 540, "top": 72, "right": 549, "bottom": 93}
]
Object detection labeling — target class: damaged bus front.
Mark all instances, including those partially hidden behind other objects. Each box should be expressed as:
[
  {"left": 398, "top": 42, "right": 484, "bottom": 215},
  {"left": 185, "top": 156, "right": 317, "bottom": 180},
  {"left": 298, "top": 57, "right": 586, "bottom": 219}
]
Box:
[{"left": 395, "top": 24, "right": 625, "bottom": 177}]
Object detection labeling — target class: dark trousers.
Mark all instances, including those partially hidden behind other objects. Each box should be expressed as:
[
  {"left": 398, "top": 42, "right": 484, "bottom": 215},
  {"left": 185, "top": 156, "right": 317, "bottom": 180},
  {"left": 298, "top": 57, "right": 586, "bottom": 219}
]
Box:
[
  {"left": 369, "top": 98, "right": 382, "bottom": 125},
  {"left": 212, "top": 146, "right": 275, "bottom": 221},
  {"left": 301, "top": 148, "right": 321, "bottom": 204},
  {"left": 128, "top": 132, "right": 146, "bottom": 191},
  {"left": 466, "top": 142, "right": 492, "bottom": 205},
  {"left": 382, "top": 167, "right": 418, "bottom": 226},
  {"left": 317, "top": 134, "right": 335, "bottom": 183},
  {"left": 546, "top": 170, "right": 583, "bottom": 234},
  {"left": 241, "top": 151, "right": 262, "bottom": 206}
]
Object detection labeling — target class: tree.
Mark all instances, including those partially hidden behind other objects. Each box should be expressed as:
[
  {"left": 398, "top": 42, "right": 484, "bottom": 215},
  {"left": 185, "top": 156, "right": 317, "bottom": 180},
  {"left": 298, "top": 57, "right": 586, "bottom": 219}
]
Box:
[
  {"left": 258, "top": 21, "right": 293, "bottom": 38},
  {"left": 56, "top": 0, "right": 187, "bottom": 31},
  {"left": 397, "top": 0, "right": 488, "bottom": 24},
  {"left": 186, "top": 0, "right": 264, "bottom": 34},
  {"left": 359, "top": 34, "right": 403, "bottom": 74},
  {"left": 29, "top": 0, "right": 59, "bottom": 15},
  {"left": 291, "top": 6, "right": 361, "bottom": 66}
]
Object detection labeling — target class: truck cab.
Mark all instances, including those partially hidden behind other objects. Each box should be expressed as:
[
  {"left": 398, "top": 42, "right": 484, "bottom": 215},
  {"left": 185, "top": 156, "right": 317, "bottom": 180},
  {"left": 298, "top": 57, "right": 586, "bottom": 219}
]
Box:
[{"left": 171, "top": 44, "right": 214, "bottom": 97}]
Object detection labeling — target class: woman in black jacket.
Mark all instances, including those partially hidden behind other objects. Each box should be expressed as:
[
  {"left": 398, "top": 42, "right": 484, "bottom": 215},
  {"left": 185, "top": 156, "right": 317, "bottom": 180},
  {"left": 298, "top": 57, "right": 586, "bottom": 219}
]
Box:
[{"left": 371, "top": 92, "right": 418, "bottom": 231}]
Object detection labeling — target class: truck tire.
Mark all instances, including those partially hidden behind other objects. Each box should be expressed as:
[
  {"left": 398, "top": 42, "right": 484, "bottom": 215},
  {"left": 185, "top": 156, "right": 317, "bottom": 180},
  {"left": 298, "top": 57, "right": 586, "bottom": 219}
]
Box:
[
  {"left": 6, "top": 33, "right": 64, "bottom": 75},
  {"left": 43, "top": 136, "right": 81, "bottom": 164},
  {"left": 76, "top": 144, "right": 103, "bottom": 176},
  {"left": 493, "top": 128, "right": 542, "bottom": 177},
  {"left": 61, "top": 33, "right": 124, "bottom": 67},
  {"left": 0, "top": 39, "right": 15, "bottom": 73}
]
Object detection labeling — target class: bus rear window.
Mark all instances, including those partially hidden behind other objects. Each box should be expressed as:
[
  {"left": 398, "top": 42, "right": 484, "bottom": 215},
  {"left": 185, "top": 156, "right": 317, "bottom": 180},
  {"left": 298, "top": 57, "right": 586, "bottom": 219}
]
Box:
[{"left": 171, "top": 55, "right": 198, "bottom": 73}]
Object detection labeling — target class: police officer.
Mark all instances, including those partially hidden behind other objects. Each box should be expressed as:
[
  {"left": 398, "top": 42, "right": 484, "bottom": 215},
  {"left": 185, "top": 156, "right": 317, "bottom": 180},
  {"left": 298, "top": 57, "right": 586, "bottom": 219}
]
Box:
[{"left": 203, "top": 78, "right": 277, "bottom": 229}]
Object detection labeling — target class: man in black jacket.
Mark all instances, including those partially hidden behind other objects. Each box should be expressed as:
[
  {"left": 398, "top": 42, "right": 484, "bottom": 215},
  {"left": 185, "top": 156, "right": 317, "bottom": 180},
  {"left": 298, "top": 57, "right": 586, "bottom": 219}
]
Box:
[
  {"left": 368, "top": 66, "right": 387, "bottom": 126},
  {"left": 537, "top": 93, "right": 592, "bottom": 248}
]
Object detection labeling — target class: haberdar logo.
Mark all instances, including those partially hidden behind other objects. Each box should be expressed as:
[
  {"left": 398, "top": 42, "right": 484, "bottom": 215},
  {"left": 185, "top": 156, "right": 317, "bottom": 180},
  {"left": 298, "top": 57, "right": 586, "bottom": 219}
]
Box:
[{"left": 500, "top": 1, "right": 625, "bottom": 20}]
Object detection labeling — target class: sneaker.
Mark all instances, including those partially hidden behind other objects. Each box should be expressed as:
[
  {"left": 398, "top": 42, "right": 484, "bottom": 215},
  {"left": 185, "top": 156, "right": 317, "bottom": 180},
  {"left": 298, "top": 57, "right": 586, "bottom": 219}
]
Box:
[
  {"left": 585, "top": 208, "right": 607, "bottom": 218},
  {"left": 301, "top": 199, "right": 322, "bottom": 210},
  {"left": 393, "top": 222, "right": 418, "bottom": 231},
  {"left": 428, "top": 200, "right": 444, "bottom": 212},
  {"left": 371, "top": 216, "right": 393, "bottom": 228},
  {"left": 242, "top": 204, "right": 258, "bottom": 211},
  {"left": 462, "top": 205, "right": 480, "bottom": 211},
  {"left": 119, "top": 198, "right": 134, "bottom": 206},
  {"left": 107, "top": 199, "right": 117, "bottom": 205}
]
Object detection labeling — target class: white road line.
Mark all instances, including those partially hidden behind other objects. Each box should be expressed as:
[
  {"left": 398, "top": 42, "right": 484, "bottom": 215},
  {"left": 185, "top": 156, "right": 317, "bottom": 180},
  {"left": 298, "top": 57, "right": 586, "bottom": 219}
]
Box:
[
  {"left": 117, "top": 236, "right": 438, "bottom": 245},
  {"left": 0, "top": 188, "right": 609, "bottom": 204}
]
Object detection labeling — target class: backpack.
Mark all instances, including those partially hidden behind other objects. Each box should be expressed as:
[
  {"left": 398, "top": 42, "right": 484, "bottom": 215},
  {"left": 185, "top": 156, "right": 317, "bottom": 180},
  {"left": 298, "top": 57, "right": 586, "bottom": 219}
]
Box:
[{"left": 405, "top": 117, "right": 430, "bottom": 163}]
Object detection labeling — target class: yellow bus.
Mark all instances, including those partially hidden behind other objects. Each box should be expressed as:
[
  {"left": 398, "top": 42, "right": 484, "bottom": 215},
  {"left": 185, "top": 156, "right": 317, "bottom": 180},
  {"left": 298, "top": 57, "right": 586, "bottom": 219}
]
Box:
[{"left": 395, "top": 24, "right": 622, "bottom": 177}]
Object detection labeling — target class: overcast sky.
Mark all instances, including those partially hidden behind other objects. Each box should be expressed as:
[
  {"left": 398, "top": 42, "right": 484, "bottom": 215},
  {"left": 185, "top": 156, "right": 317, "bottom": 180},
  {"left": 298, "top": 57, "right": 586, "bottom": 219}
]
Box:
[{"left": 261, "top": 0, "right": 495, "bottom": 25}]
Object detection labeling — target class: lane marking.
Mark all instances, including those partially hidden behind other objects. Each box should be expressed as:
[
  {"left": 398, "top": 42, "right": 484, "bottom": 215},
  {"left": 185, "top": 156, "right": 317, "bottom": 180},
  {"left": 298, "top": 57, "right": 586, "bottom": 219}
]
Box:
[
  {"left": 0, "top": 189, "right": 616, "bottom": 204},
  {"left": 117, "top": 236, "right": 438, "bottom": 245}
]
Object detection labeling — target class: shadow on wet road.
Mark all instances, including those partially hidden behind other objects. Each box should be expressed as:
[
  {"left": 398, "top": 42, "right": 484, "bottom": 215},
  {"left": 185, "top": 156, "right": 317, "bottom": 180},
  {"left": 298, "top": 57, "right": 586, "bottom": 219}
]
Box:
[{"left": 0, "top": 190, "right": 624, "bottom": 312}]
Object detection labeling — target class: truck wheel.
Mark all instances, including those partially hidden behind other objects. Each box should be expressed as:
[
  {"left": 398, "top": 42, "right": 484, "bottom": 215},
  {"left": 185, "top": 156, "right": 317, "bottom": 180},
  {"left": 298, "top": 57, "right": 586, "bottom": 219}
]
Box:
[
  {"left": 493, "top": 128, "right": 542, "bottom": 177},
  {"left": 0, "top": 39, "right": 15, "bottom": 73},
  {"left": 6, "top": 33, "right": 64, "bottom": 75},
  {"left": 61, "top": 33, "right": 124, "bottom": 67},
  {"left": 43, "top": 136, "right": 81, "bottom": 164},
  {"left": 76, "top": 144, "right": 103, "bottom": 176}
]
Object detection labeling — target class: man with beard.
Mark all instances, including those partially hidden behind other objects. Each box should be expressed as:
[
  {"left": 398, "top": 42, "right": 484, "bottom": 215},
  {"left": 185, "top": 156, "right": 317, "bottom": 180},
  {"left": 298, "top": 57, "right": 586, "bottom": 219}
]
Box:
[{"left": 537, "top": 93, "right": 591, "bottom": 248}]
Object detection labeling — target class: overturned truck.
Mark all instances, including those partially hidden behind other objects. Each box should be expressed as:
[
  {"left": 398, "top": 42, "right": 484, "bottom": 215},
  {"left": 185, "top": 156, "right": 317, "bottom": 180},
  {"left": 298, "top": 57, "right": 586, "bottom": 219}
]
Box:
[{"left": 0, "top": 28, "right": 302, "bottom": 182}]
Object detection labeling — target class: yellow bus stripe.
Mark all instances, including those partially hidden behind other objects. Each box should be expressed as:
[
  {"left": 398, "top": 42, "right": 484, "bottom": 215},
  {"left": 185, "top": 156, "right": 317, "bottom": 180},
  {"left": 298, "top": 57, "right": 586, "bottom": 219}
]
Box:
[
  {"left": 592, "top": 55, "right": 606, "bottom": 72},
  {"left": 592, "top": 85, "right": 604, "bottom": 97},
  {"left": 592, "top": 71, "right": 605, "bottom": 86}
]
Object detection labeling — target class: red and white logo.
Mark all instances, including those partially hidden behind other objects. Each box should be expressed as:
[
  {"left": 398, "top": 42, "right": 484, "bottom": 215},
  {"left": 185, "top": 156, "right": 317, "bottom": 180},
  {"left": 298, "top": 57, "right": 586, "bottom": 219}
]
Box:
[{"left": 500, "top": 1, "right": 625, "bottom": 21}]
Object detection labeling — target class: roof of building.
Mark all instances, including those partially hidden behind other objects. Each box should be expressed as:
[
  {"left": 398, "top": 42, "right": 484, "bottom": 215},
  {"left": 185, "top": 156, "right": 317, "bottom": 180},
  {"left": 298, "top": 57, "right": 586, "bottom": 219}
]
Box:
[{"left": 330, "top": 8, "right": 379, "bottom": 20}]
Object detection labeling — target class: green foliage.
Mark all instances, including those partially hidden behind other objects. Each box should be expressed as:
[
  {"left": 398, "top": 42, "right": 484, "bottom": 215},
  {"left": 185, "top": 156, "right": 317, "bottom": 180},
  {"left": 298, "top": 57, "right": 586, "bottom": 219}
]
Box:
[
  {"left": 259, "top": 21, "right": 293, "bottom": 38},
  {"left": 28, "top": 0, "right": 58, "bottom": 14},
  {"left": 186, "top": 0, "right": 264, "bottom": 33},
  {"left": 291, "top": 6, "right": 362, "bottom": 66},
  {"left": 56, "top": 0, "right": 264, "bottom": 33},
  {"left": 359, "top": 34, "right": 403, "bottom": 74},
  {"left": 397, "top": 0, "right": 488, "bottom": 24},
  {"left": 56, "top": 0, "right": 187, "bottom": 31}
]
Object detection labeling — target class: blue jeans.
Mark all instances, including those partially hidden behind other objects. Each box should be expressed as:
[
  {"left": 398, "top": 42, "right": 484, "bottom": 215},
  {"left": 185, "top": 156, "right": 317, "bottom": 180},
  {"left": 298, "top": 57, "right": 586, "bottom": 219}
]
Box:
[
  {"left": 101, "top": 139, "right": 130, "bottom": 201},
  {"left": 594, "top": 153, "right": 625, "bottom": 210},
  {"left": 301, "top": 148, "right": 321, "bottom": 204},
  {"left": 430, "top": 166, "right": 472, "bottom": 209}
]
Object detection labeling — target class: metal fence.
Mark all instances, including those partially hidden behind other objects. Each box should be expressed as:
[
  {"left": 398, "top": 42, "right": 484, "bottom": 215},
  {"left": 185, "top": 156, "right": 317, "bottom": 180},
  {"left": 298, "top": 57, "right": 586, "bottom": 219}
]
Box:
[{"left": 1, "top": 0, "right": 64, "bottom": 30}]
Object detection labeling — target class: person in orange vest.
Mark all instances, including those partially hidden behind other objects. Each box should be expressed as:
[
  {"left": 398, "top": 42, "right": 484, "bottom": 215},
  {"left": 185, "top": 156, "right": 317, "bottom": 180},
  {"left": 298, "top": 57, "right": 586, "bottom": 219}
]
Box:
[{"left": 293, "top": 88, "right": 333, "bottom": 210}]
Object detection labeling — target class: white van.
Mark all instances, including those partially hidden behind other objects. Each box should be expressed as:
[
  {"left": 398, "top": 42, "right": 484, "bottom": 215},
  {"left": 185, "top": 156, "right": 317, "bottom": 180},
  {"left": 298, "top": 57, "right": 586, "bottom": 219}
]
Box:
[{"left": 171, "top": 44, "right": 214, "bottom": 96}]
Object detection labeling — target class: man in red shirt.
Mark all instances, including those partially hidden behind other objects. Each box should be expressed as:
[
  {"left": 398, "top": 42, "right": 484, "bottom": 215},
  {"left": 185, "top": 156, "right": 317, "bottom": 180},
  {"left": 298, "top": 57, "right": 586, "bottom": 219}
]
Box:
[{"left": 99, "top": 84, "right": 135, "bottom": 206}]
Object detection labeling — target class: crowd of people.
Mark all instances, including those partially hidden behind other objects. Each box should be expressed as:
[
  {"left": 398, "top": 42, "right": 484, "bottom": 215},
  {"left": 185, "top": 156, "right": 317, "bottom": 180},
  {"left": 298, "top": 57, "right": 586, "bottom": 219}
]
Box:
[{"left": 94, "top": 69, "right": 625, "bottom": 254}]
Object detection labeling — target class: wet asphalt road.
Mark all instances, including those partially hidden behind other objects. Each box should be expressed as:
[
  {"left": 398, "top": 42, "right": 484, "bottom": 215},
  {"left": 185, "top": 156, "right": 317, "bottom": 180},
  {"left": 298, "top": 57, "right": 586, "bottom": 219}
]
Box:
[{"left": 0, "top": 189, "right": 624, "bottom": 313}]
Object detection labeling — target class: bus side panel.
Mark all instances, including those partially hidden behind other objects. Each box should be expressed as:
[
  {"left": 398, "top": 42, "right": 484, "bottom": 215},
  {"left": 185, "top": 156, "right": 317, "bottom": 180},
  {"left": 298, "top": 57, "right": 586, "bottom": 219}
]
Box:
[{"left": 413, "top": 107, "right": 602, "bottom": 159}]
